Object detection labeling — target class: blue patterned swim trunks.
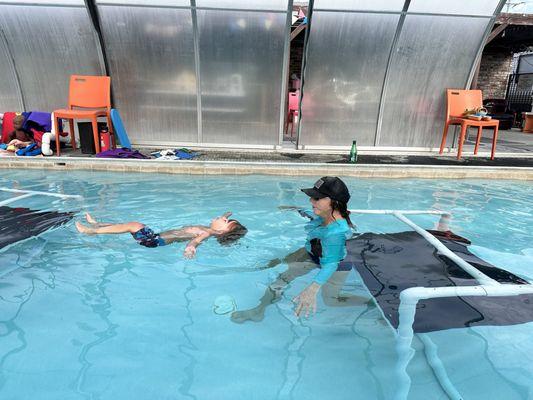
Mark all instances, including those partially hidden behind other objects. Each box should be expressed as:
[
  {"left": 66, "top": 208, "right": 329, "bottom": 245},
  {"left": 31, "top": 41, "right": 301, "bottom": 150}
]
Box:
[{"left": 131, "top": 226, "right": 166, "bottom": 248}]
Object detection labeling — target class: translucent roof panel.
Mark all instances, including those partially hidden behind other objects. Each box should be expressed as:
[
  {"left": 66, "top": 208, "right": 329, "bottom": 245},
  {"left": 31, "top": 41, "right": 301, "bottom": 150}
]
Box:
[
  {"left": 313, "top": 0, "right": 404, "bottom": 12},
  {"left": 96, "top": 0, "right": 190, "bottom": 6},
  {"left": 0, "top": 0, "right": 85, "bottom": 5},
  {"left": 195, "top": 0, "right": 288, "bottom": 11},
  {"left": 408, "top": 0, "right": 502, "bottom": 16}
]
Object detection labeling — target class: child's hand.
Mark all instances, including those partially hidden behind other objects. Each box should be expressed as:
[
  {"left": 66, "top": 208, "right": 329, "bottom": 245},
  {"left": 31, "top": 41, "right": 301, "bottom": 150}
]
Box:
[{"left": 184, "top": 245, "right": 196, "bottom": 259}]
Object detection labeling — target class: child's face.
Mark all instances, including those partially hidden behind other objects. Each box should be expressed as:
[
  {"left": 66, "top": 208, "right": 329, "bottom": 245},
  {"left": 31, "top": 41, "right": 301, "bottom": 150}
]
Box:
[
  {"left": 13, "top": 117, "right": 24, "bottom": 130},
  {"left": 210, "top": 214, "right": 237, "bottom": 232}
]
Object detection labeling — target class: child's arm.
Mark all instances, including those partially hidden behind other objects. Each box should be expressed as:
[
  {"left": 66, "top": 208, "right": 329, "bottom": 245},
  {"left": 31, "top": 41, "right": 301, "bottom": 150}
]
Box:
[
  {"left": 9, "top": 139, "right": 32, "bottom": 148},
  {"left": 184, "top": 231, "right": 211, "bottom": 259}
]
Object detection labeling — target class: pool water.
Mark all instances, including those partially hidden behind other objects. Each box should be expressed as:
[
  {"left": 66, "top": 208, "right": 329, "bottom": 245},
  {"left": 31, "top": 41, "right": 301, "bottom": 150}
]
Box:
[{"left": 0, "top": 170, "right": 531, "bottom": 400}]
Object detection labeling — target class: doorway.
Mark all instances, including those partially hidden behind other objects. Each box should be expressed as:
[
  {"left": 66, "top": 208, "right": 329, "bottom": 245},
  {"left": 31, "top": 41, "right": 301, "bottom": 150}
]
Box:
[{"left": 282, "top": 2, "right": 309, "bottom": 147}]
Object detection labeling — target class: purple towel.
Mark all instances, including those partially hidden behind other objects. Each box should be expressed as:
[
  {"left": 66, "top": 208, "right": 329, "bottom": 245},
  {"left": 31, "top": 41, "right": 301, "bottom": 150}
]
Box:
[
  {"left": 96, "top": 148, "right": 149, "bottom": 159},
  {"left": 23, "top": 111, "right": 52, "bottom": 132}
]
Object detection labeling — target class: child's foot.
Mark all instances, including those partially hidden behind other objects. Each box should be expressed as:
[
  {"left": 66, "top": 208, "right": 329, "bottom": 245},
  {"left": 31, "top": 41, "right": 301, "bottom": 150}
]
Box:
[
  {"left": 230, "top": 307, "right": 266, "bottom": 324},
  {"left": 75, "top": 221, "right": 94, "bottom": 234},
  {"left": 85, "top": 212, "right": 97, "bottom": 224}
]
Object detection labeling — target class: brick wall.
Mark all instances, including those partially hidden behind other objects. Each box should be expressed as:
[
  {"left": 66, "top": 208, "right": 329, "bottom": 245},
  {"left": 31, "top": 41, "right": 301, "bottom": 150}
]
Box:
[
  {"left": 477, "top": 50, "right": 513, "bottom": 99},
  {"left": 289, "top": 31, "right": 305, "bottom": 85}
]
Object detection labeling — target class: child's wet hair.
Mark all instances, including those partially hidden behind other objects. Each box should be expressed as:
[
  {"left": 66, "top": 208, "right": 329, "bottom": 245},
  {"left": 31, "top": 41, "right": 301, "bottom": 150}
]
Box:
[{"left": 216, "top": 220, "right": 247, "bottom": 246}]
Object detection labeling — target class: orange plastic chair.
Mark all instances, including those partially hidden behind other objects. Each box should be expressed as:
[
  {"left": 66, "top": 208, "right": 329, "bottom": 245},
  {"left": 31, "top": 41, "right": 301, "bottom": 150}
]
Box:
[
  {"left": 439, "top": 89, "right": 499, "bottom": 160},
  {"left": 53, "top": 75, "right": 114, "bottom": 156}
]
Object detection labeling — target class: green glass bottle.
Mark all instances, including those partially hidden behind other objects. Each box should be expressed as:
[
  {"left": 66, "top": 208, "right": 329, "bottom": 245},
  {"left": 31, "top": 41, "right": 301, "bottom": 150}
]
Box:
[{"left": 349, "top": 140, "right": 358, "bottom": 163}]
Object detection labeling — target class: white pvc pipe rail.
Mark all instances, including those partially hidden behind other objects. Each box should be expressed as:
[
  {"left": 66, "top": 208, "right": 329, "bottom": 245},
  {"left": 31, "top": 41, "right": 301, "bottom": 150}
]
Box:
[
  {"left": 418, "top": 334, "right": 463, "bottom": 400},
  {"left": 0, "top": 193, "right": 35, "bottom": 206},
  {"left": 392, "top": 211, "right": 499, "bottom": 286},
  {"left": 0, "top": 188, "right": 82, "bottom": 199},
  {"left": 0, "top": 187, "right": 82, "bottom": 206},
  {"left": 349, "top": 209, "right": 533, "bottom": 400},
  {"left": 349, "top": 209, "right": 445, "bottom": 215}
]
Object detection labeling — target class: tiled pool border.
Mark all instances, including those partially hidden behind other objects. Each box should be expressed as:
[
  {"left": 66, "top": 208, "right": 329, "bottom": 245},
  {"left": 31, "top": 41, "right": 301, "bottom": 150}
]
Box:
[{"left": 1, "top": 157, "right": 532, "bottom": 180}]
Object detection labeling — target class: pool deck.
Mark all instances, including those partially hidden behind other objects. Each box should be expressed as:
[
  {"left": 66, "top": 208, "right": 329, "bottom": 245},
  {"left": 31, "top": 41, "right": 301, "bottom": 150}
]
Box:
[
  {"left": 1, "top": 146, "right": 532, "bottom": 180},
  {"left": 1, "top": 127, "right": 532, "bottom": 179}
]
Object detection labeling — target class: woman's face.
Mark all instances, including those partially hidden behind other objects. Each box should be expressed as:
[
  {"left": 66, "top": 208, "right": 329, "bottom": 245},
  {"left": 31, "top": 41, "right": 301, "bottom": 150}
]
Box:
[{"left": 310, "top": 196, "right": 332, "bottom": 218}]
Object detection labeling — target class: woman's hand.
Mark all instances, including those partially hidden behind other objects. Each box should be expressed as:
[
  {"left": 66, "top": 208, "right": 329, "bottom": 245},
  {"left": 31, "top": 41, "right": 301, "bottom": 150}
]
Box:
[
  {"left": 293, "top": 282, "right": 320, "bottom": 317},
  {"left": 278, "top": 205, "right": 299, "bottom": 210},
  {"left": 184, "top": 245, "right": 196, "bottom": 259}
]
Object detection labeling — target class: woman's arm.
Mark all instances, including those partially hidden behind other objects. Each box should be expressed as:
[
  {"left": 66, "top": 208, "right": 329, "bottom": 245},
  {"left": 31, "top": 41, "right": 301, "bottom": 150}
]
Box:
[
  {"left": 278, "top": 206, "right": 315, "bottom": 220},
  {"left": 313, "top": 234, "right": 347, "bottom": 285},
  {"left": 293, "top": 282, "right": 321, "bottom": 317},
  {"left": 293, "top": 234, "right": 347, "bottom": 316},
  {"left": 184, "top": 231, "right": 211, "bottom": 259}
]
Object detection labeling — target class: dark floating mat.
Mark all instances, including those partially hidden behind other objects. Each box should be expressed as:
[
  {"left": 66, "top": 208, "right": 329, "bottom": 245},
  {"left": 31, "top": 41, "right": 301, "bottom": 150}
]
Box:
[
  {"left": 0, "top": 206, "right": 74, "bottom": 250},
  {"left": 340, "top": 231, "right": 533, "bottom": 333}
]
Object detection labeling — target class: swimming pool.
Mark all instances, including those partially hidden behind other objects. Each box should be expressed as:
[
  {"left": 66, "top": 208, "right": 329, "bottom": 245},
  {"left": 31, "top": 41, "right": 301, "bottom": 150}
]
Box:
[{"left": 0, "top": 170, "right": 531, "bottom": 400}]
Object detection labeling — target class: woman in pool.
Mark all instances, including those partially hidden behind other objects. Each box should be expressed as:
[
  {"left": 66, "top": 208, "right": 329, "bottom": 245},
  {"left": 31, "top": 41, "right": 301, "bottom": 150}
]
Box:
[
  {"left": 76, "top": 211, "right": 247, "bottom": 259},
  {"left": 232, "top": 176, "right": 366, "bottom": 322}
]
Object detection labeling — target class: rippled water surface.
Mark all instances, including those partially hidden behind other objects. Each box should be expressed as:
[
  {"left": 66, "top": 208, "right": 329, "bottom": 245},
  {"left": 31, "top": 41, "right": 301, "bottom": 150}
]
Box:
[{"left": 0, "top": 170, "right": 531, "bottom": 400}]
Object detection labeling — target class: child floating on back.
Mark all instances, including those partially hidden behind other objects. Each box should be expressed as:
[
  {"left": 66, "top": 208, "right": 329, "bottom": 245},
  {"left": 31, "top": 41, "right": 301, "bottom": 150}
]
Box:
[{"left": 75, "top": 211, "right": 247, "bottom": 258}]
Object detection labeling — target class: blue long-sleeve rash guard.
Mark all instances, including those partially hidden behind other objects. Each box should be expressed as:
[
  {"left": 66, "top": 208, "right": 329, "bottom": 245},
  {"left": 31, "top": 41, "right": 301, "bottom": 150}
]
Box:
[{"left": 302, "top": 209, "right": 353, "bottom": 285}]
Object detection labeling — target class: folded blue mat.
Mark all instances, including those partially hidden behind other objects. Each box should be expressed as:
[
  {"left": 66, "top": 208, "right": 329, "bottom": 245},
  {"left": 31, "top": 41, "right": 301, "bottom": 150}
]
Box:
[
  {"left": 175, "top": 149, "right": 199, "bottom": 159},
  {"left": 151, "top": 148, "right": 199, "bottom": 160},
  {"left": 16, "top": 143, "right": 41, "bottom": 156}
]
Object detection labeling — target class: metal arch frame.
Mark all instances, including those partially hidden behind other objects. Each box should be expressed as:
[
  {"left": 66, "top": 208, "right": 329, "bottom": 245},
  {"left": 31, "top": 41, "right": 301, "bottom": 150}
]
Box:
[
  {"left": 190, "top": 0, "right": 203, "bottom": 143},
  {"left": 277, "top": 0, "right": 293, "bottom": 147},
  {"left": 106, "top": 1, "right": 287, "bottom": 146},
  {"left": 0, "top": 0, "right": 506, "bottom": 150},
  {"left": 0, "top": 0, "right": 108, "bottom": 112},
  {"left": 295, "top": 0, "right": 314, "bottom": 148},
  {"left": 300, "top": 2, "right": 504, "bottom": 149},
  {"left": 374, "top": 0, "right": 411, "bottom": 147},
  {"left": 83, "top": 0, "right": 110, "bottom": 77},
  {"left": 465, "top": 0, "right": 509, "bottom": 89},
  {"left": 192, "top": 3, "right": 288, "bottom": 146},
  {"left": 348, "top": 209, "right": 533, "bottom": 400}
]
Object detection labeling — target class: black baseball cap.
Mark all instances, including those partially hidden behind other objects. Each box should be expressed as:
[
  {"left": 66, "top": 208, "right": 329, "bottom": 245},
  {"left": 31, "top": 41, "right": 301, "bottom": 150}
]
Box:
[{"left": 301, "top": 176, "right": 350, "bottom": 203}]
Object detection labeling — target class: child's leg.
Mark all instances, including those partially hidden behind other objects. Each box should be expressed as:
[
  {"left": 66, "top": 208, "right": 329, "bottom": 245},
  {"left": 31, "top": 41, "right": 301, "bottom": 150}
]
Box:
[
  {"left": 85, "top": 213, "right": 98, "bottom": 224},
  {"left": 83, "top": 212, "right": 115, "bottom": 228},
  {"left": 75, "top": 221, "right": 144, "bottom": 235}
]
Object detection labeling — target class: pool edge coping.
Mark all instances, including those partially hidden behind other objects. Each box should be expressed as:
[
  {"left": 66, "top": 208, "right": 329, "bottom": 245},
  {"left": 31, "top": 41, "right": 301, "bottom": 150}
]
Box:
[{"left": 1, "top": 157, "right": 532, "bottom": 180}]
